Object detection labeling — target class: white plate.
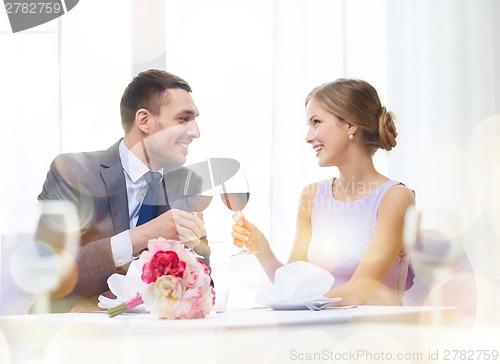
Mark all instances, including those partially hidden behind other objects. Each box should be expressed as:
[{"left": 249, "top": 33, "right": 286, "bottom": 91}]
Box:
[{"left": 265, "top": 298, "right": 342, "bottom": 311}]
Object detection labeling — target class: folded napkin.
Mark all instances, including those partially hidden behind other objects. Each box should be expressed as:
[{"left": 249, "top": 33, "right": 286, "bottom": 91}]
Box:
[
  {"left": 257, "top": 261, "right": 335, "bottom": 304},
  {"left": 97, "top": 259, "right": 147, "bottom": 310}
]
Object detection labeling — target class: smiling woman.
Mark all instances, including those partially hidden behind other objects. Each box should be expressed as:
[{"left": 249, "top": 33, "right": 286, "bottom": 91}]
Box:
[{"left": 232, "top": 78, "right": 416, "bottom": 306}]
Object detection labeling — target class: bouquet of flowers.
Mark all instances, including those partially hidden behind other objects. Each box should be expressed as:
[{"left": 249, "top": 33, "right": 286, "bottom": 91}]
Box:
[{"left": 107, "top": 238, "right": 214, "bottom": 319}]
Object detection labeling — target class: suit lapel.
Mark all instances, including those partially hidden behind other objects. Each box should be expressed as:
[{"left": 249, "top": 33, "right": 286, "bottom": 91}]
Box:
[{"left": 100, "top": 140, "right": 129, "bottom": 233}]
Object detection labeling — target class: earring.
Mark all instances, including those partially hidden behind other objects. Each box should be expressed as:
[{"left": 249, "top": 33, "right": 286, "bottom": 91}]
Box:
[{"left": 348, "top": 134, "right": 354, "bottom": 141}]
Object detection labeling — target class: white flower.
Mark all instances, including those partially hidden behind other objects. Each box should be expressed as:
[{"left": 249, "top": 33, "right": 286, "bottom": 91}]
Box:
[{"left": 142, "top": 276, "right": 184, "bottom": 319}]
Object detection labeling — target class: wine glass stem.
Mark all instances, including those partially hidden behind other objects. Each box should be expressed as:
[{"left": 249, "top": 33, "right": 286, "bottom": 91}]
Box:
[
  {"left": 33, "top": 292, "right": 50, "bottom": 314},
  {"left": 186, "top": 211, "right": 204, "bottom": 258}
]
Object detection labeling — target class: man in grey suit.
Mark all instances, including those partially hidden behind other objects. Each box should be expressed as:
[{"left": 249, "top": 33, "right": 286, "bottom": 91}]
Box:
[{"left": 38, "top": 70, "right": 210, "bottom": 304}]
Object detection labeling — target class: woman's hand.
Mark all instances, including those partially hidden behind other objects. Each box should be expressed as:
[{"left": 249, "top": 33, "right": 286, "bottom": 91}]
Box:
[
  {"left": 231, "top": 213, "right": 267, "bottom": 252},
  {"left": 232, "top": 213, "right": 284, "bottom": 282}
]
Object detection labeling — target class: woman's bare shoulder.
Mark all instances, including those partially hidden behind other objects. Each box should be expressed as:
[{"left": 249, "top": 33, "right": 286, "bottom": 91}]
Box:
[
  {"left": 300, "top": 181, "right": 320, "bottom": 197},
  {"left": 381, "top": 183, "right": 416, "bottom": 211},
  {"left": 296, "top": 181, "right": 322, "bottom": 216}
]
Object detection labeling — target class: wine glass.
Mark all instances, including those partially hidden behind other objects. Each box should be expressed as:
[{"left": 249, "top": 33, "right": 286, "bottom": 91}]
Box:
[
  {"left": 403, "top": 205, "right": 468, "bottom": 315},
  {"left": 404, "top": 206, "right": 463, "bottom": 283},
  {"left": 183, "top": 166, "right": 213, "bottom": 257},
  {"left": 9, "top": 200, "right": 79, "bottom": 313},
  {"left": 220, "top": 166, "right": 253, "bottom": 256},
  {"left": 184, "top": 169, "right": 213, "bottom": 217}
]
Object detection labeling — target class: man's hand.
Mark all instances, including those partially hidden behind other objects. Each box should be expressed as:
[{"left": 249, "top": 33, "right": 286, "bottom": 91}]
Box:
[{"left": 130, "top": 209, "right": 204, "bottom": 253}]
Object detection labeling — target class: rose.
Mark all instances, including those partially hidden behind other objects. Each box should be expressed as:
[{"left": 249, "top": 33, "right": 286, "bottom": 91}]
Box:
[
  {"left": 183, "top": 259, "right": 211, "bottom": 288},
  {"left": 142, "top": 250, "right": 186, "bottom": 284},
  {"left": 141, "top": 237, "right": 187, "bottom": 259},
  {"left": 142, "top": 275, "right": 185, "bottom": 319},
  {"left": 173, "top": 287, "right": 214, "bottom": 319}
]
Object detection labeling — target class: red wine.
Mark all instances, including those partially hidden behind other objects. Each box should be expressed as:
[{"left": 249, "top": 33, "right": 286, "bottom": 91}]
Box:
[
  {"left": 185, "top": 195, "right": 213, "bottom": 212},
  {"left": 221, "top": 192, "right": 249, "bottom": 212}
]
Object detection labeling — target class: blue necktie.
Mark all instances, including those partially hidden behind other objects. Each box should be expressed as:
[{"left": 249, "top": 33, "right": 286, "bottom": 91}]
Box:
[{"left": 136, "top": 171, "right": 169, "bottom": 226}]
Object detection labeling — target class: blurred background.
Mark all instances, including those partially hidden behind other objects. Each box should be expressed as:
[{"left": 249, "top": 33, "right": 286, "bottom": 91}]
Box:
[{"left": 1, "top": 0, "right": 499, "bottom": 316}]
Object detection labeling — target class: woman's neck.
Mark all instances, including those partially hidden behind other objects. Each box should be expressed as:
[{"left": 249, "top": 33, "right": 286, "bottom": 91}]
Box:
[{"left": 334, "top": 160, "right": 386, "bottom": 201}]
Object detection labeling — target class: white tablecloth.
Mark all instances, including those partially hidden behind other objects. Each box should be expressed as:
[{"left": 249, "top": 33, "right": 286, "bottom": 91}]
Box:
[{"left": 2, "top": 305, "right": 486, "bottom": 364}]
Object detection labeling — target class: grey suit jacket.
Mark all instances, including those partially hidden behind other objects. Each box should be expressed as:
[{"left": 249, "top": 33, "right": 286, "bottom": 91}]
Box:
[{"left": 38, "top": 139, "right": 209, "bottom": 299}]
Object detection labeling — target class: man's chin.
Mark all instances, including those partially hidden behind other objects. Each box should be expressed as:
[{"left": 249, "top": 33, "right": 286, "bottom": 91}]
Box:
[{"left": 160, "top": 156, "right": 186, "bottom": 169}]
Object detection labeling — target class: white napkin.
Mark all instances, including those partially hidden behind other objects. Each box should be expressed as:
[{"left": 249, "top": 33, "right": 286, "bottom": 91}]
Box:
[
  {"left": 97, "top": 259, "right": 147, "bottom": 310},
  {"left": 257, "top": 261, "right": 335, "bottom": 304}
]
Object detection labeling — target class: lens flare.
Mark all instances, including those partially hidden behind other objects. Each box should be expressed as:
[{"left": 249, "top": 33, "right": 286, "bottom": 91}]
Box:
[{"left": 10, "top": 240, "right": 61, "bottom": 294}]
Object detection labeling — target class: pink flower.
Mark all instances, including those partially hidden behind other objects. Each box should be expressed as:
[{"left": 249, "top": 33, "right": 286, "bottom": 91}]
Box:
[
  {"left": 148, "top": 238, "right": 185, "bottom": 256},
  {"left": 142, "top": 250, "right": 186, "bottom": 284},
  {"left": 173, "top": 287, "right": 212, "bottom": 319},
  {"left": 183, "top": 260, "right": 211, "bottom": 288}
]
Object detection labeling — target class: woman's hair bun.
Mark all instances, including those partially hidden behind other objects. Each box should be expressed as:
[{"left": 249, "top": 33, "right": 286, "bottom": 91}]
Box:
[{"left": 378, "top": 106, "right": 397, "bottom": 151}]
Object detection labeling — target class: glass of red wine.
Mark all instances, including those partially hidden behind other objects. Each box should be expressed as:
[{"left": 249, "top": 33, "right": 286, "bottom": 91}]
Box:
[
  {"left": 183, "top": 168, "right": 213, "bottom": 256},
  {"left": 220, "top": 166, "right": 253, "bottom": 256},
  {"left": 184, "top": 169, "right": 213, "bottom": 216}
]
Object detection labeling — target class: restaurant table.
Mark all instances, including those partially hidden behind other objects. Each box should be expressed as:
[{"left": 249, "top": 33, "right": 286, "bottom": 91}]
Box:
[{"left": 3, "top": 305, "right": 498, "bottom": 364}]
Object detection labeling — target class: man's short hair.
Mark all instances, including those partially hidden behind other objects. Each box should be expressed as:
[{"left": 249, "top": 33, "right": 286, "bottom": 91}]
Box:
[{"left": 120, "top": 69, "right": 192, "bottom": 133}]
